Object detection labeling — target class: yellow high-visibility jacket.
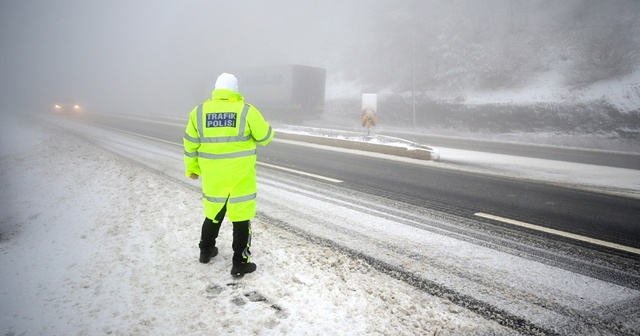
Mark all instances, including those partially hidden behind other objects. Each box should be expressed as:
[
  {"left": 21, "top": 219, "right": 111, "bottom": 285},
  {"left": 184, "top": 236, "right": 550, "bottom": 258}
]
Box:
[{"left": 183, "top": 89, "right": 274, "bottom": 221}]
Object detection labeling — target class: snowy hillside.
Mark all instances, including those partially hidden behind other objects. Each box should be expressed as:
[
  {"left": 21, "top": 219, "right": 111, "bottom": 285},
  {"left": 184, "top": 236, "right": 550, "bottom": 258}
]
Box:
[
  {"left": 327, "top": 69, "right": 640, "bottom": 113},
  {"left": 462, "top": 69, "right": 640, "bottom": 113}
]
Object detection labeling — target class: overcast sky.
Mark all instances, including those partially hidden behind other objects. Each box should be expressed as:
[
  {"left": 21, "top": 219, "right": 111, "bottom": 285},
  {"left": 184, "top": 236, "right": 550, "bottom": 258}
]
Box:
[{"left": 0, "top": 0, "right": 372, "bottom": 115}]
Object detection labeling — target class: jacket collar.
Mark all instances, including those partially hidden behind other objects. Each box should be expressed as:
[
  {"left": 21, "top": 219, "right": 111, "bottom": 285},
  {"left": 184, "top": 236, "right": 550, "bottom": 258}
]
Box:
[{"left": 212, "top": 89, "right": 244, "bottom": 102}]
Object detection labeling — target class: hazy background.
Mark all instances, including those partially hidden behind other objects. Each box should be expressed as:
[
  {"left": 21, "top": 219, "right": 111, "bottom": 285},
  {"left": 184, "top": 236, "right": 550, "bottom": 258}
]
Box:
[
  {"left": 1, "top": 0, "right": 639, "bottom": 120},
  {"left": 0, "top": 0, "right": 370, "bottom": 115}
]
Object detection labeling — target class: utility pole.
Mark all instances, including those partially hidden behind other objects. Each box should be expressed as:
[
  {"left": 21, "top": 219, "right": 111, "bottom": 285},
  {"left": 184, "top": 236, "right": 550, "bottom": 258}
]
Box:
[{"left": 412, "top": 33, "right": 416, "bottom": 129}]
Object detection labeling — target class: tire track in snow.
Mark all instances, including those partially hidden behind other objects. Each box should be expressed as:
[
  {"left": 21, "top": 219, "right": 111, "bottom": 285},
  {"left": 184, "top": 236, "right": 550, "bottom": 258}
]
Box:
[
  {"left": 255, "top": 177, "right": 639, "bottom": 336},
  {"left": 256, "top": 211, "right": 557, "bottom": 336}
]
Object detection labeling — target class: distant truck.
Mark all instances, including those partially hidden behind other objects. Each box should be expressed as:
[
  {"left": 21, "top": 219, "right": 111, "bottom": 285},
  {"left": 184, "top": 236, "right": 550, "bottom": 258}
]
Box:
[{"left": 233, "top": 65, "right": 326, "bottom": 124}]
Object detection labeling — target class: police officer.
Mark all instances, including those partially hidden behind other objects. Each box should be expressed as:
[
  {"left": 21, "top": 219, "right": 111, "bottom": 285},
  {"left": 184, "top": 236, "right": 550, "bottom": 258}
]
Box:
[{"left": 184, "top": 73, "right": 274, "bottom": 276}]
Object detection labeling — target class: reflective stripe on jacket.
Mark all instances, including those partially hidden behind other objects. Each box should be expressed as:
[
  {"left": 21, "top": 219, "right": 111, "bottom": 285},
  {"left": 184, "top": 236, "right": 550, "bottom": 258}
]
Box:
[{"left": 183, "top": 89, "right": 274, "bottom": 221}]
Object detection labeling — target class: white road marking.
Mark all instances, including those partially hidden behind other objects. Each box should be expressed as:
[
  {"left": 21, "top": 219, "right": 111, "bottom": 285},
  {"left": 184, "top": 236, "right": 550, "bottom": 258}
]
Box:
[
  {"left": 88, "top": 122, "right": 182, "bottom": 147},
  {"left": 258, "top": 162, "right": 343, "bottom": 183},
  {"left": 475, "top": 212, "right": 640, "bottom": 255},
  {"left": 90, "top": 111, "right": 185, "bottom": 127}
]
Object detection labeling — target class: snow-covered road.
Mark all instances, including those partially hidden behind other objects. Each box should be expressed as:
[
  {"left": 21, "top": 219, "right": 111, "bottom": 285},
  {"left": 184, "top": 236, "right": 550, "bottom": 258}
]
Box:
[{"left": 2, "top": 113, "right": 639, "bottom": 335}]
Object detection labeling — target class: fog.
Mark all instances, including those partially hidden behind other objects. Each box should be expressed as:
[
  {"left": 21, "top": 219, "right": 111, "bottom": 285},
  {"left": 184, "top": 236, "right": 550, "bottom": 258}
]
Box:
[
  {"left": 0, "top": 0, "right": 370, "bottom": 115},
  {"left": 1, "top": 0, "right": 639, "bottom": 118}
]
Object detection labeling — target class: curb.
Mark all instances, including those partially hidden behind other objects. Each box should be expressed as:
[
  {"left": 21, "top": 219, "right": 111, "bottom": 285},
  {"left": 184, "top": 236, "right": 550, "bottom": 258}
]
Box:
[{"left": 275, "top": 131, "right": 439, "bottom": 161}]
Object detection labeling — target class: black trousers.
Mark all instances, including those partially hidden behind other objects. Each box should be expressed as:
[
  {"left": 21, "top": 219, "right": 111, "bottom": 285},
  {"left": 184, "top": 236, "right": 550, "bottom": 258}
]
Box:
[{"left": 200, "top": 204, "right": 252, "bottom": 264}]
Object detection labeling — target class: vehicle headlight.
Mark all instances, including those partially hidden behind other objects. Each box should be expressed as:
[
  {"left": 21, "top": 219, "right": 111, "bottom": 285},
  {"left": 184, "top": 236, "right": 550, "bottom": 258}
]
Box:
[{"left": 73, "top": 105, "right": 80, "bottom": 110}]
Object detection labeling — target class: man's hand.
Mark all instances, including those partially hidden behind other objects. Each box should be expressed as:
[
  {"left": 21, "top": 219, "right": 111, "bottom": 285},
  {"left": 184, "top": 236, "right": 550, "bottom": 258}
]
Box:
[{"left": 189, "top": 173, "right": 199, "bottom": 180}]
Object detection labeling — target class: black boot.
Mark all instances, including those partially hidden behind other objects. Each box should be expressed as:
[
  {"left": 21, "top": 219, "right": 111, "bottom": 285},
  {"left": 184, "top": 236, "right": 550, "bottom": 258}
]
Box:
[
  {"left": 231, "top": 220, "right": 255, "bottom": 276},
  {"left": 199, "top": 243, "right": 218, "bottom": 264},
  {"left": 199, "top": 214, "right": 223, "bottom": 263},
  {"left": 231, "top": 261, "right": 257, "bottom": 276}
]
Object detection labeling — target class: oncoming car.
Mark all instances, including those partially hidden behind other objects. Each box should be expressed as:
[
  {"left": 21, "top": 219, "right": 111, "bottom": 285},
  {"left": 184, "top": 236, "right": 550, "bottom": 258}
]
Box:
[{"left": 52, "top": 98, "right": 82, "bottom": 114}]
